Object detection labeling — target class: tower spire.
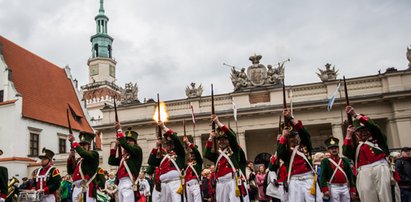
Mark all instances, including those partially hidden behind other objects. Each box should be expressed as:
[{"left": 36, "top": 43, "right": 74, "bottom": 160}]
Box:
[{"left": 99, "top": 0, "right": 105, "bottom": 14}]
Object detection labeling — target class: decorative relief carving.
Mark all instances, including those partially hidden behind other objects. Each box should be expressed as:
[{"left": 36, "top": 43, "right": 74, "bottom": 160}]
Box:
[
  {"left": 120, "top": 82, "right": 139, "bottom": 104},
  {"left": 229, "top": 54, "right": 288, "bottom": 91}
]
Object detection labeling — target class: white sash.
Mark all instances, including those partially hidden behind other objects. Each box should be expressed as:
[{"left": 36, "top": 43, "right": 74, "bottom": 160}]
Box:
[
  {"left": 184, "top": 164, "right": 200, "bottom": 182},
  {"left": 121, "top": 154, "right": 139, "bottom": 189},
  {"left": 328, "top": 158, "right": 348, "bottom": 184},
  {"left": 35, "top": 166, "right": 54, "bottom": 190},
  {"left": 355, "top": 140, "right": 383, "bottom": 169},
  {"left": 216, "top": 148, "right": 237, "bottom": 174},
  {"left": 78, "top": 159, "right": 98, "bottom": 190},
  {"left": 287, "top": 145, "right": 315, "bottom": 183}
]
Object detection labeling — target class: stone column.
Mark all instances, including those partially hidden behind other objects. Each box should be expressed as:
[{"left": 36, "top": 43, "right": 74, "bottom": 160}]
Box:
[
  {"left": 238, "top": 132, "right": 247, "bottom": 157},
  {"left": 331, "top": 123, "right": 344, "bottom": 150}
]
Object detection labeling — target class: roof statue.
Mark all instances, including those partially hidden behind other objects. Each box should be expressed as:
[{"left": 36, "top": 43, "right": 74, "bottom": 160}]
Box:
[
  {"left": 120, "top": 82, "right": 139, "bottom": 104},
  {"left": 316, "top": 63, "right": 339, "bottom": 82},
  {"left": 229, "top": 54, "right": 287, "bottom": 91},
  {"left": 185, "top": 82, "right": 203, "bottom": 98},
  {"left": 407, "top": 45, "right": 411, "bottom": 69}
]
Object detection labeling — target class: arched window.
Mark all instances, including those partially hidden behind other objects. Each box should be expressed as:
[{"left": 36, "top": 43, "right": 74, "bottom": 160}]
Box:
[
  {"left": 108, "top": 45, "right": 112, "bottom": 58},
  {"left": 94, "top": 44, "right": 99, "bottom": 57}
]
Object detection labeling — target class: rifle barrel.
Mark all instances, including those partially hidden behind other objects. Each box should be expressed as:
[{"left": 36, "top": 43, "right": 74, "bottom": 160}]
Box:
[
  {"left": 114, "top": 96, "right": 119, "bottom": 122},
  {"left": 211, "top": 84, "right": 216, "bottom": 131},
  {"left": 157, "top": 93, "right": 162, "bottom": 140},
  {"left": 343, "top": 76, "right": 353, "bottom": 124}
]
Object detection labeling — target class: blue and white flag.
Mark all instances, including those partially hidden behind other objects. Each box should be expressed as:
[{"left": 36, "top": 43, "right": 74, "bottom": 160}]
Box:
[
  {"left": 327, "top": 83, "right": 341, "bottom": 111},
  {"left": 232, "top": 101, "right": 237, "bottom": 121}
]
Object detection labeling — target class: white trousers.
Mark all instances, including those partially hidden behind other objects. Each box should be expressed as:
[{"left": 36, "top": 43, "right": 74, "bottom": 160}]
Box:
[
  {"left": 160, "top": 170, "right": 181, "bottom": 202},
  {"left": 288, "top": 171, "right": 322, "bottom": 202},
  {"left": 329, "top": 184, "right": 350, "bottom": 202},
  {"left": 152, "top": 184, "right": 161, "bottom": 202},
  {"left": 216, "top": 173, "right": 240, "bottom": 202},
  {"left": 72, "top": 180, "right": 96, "bottom": 202},
  {"left": 118, "top": 177, "right": 135, "bottom": 202},
  {"left": 185, "top": 179, "right": 202, "bottom": 202},
  {"left": 41, "top": 194, "right": 55, "bottom": 202},
  {"left": 357, "top": 161, "right": 392, "bottom": 202}
]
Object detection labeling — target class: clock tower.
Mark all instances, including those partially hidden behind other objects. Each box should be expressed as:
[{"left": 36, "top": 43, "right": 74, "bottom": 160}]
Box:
[{"left": 81, "top": 0, "right": 121, "bottom": 124}]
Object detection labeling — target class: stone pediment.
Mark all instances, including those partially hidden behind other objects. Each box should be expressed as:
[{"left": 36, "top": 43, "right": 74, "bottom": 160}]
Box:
[{"left": 229, "top": 54, "right": 288, "bottom": 91}]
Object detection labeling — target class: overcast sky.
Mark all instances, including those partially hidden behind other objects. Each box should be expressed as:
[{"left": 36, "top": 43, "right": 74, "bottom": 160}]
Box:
[{"left": 1, "top": 0, "right": 410, "bottom": 101}]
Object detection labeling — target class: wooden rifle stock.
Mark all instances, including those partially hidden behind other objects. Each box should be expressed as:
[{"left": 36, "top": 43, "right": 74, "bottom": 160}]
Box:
[
  {"left": 343, "top": 76, "right": 353, "bottom": 125},
  {"left": 113, "top": 96, "right": 122, "bottom": 158}
]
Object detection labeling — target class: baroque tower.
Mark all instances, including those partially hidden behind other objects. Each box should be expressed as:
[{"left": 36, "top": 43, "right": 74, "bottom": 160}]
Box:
[{"left": 81, "top": 0, "right": 121, "bottom": 124}]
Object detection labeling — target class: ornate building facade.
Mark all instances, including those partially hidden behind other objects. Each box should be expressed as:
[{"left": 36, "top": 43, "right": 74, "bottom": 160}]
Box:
[{"left": 93, "top": 53, "right": 411, "bottom": 170}]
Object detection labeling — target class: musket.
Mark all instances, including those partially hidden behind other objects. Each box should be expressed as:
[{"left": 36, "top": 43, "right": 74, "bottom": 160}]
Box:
[
  {"left": 157, "top": 93, "right": 163, "bottom": 155},
  {"left": 113, "top": 96, "right": 122, "bottom": 158},
  {"left": 343, "top": 76, "right": 353, "bottom": 125},
  {"left": 282, "top": 79, "right": 290, "bottom": 129},
  {"left": 211, "top": 84, "right": 217, "bottom": 152},
  {"left": 278, "top": 115, "right": 282, "bottom": 139},
  {"left": 183, "top": 119, "right": 187, "bottom": 138},
  {"left": 66, "top": 108, "right": 75, "bottom": 153}
]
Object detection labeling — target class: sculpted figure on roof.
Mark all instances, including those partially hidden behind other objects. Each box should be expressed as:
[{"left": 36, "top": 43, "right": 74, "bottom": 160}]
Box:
[{"left": 185, "top": 82, "right": 203, "bottom": 98}]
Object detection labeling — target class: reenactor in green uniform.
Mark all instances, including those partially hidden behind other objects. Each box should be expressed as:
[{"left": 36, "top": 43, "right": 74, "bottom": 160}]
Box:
[
  {"left": 276, "top": 109, "right": 321, "bottom": 201},
  {"left": 148, "top": 121, "right": 185, "bottom": 202},
  {"left": 109, "top": 123, "right": 143, "bottom": 202},
  {"left": 204, "top": 114, "right": 247, "bottom": 202},
  {"left": 0, "top": 149, "right": 8, "bottom": 201},
  {"left": 320, "top": 137, "right": 356, "bottom": 202},
  {"left": 182, "top": 136, "right": 203, "bottom": 202},
  {"left": 68, "top": 131, "right": 99, "bottom": 202},
  {"left": 31, "top": 148, "right": 61, "bottom": 202},
  {"left": 343, "top": 106, "right": 394, "bottom": 202}
]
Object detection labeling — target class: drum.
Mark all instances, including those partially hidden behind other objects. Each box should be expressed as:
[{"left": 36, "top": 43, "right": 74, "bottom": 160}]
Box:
[{"left": 18, "top": 190, "right": 43, "bottom": 202}]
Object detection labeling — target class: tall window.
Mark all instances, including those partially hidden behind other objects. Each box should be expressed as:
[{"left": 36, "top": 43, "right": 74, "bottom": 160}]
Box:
[
  {"left": 59, "top": 138, "right": 66, "bottom": 153},
  {"left": 29, "top": 133, "right": 39, "bottom": 157},
  {"left": 0, "top": 90, "right": 3, "bottom": 102}
]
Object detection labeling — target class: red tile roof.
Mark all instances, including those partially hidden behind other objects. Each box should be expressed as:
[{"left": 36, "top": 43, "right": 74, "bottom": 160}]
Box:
[{"left": 0, "top": 35, "right": 93, "bottom": 133}]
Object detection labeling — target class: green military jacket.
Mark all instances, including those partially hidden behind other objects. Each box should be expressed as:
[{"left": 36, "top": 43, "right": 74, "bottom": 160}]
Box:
[
  {"left": 238, "top": 146, "right": 247, "bottom": 176},
  {"left": 204, "top": 126, "right": 241, "bottom": 172},
  {"left": 342, "top": 117, "right": 389, "bottom": 161},
  {"left": 0, "top": 166, "right": 8, "bottom": 199},
  {"left": 108, "top": 136, "right": 143, "bottom": 179},
  {"left": 188, "top": 144, "right": 203, "bottom": 177},
  {"left": 319, "top": 157, "right": 355, "bottom": 192},
  {"left": 148, "top": 131, "right": 186, "bottom": 170},
  {"left": 95, "top": 168, "right": 106, "bottom": 189},
  {"left": 67, "top": 146, "right": 99, "bottom": 197},
  {"left": 32, "top": 166, "right": 62, "bottom": 194},
  {"left": 276, "top": 121, "right": 313, "bottom": 170}
]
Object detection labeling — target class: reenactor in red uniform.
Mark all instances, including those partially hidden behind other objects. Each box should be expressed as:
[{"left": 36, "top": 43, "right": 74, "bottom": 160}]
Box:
[
  {"left": 343, "top": 106, "right": 394, "bottom": 202},
  {"left": 182, "top": 136, "right": 203, "bottom": 202},
  {"left": 148, "top": 121, "right": 185, "bottom": 202},
  {"left": 320, "top": 137, "right": 356, "bottom": 202},
  {"left": 276, "top": 109, "right": 322, "bottom": 201},
  {"left": 204, "top": 115, "right": 246, "bottom": 202},
  {"left": 109, "top": 123, "right": 143, "bottom": 202},
  {"left": 67, "top": 132, "right": 99, "bottom": 202}
]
